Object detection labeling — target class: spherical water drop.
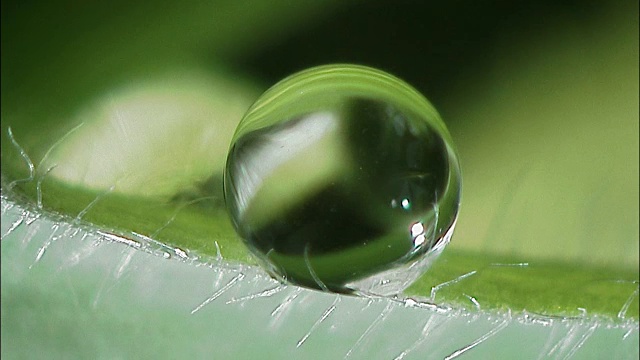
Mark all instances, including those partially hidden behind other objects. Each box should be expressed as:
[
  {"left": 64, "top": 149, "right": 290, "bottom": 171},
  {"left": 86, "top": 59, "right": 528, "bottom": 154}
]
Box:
[{"left": 224, "top": 64, "right": 461, "bottom": 296}]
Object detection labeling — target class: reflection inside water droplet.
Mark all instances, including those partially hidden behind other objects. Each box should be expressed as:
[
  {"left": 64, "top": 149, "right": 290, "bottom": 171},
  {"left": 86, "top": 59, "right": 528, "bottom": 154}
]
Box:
[{"left": 224, "top": 64, "right": 461, "bottom": 296}]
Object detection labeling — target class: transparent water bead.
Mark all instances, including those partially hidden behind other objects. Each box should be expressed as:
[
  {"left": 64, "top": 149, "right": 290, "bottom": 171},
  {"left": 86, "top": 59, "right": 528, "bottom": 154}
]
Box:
[{"left": 224, "top": 65, "right": 461, "bottom": 296}]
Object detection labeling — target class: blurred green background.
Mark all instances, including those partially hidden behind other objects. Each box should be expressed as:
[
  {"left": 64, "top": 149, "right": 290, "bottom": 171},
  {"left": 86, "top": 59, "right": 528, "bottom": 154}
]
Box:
[
  {"left": 1, "top": 0, "right": 638, "bottom": 358},
  {"left": 3, "top": 0, "right": 637, "bottom": 267}
]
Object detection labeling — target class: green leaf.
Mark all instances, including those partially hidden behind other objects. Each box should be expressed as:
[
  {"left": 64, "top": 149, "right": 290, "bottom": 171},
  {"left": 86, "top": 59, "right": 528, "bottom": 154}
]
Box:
[{"left": 2, "top": 0, "right": 638, "bottom": 358}]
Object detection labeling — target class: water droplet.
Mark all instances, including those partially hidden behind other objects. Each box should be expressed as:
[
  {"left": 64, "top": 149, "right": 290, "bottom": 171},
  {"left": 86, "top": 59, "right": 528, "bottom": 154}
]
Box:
[{"left": 224, "top": 64, "right": 461, "bottom": 295}]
